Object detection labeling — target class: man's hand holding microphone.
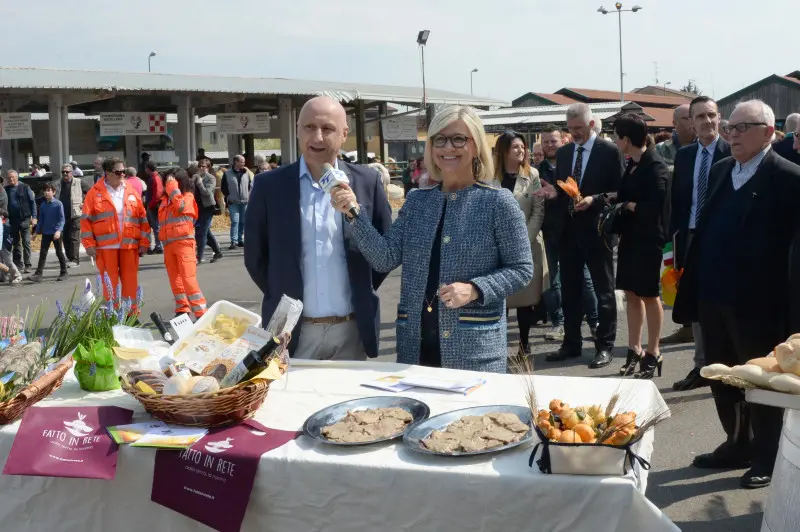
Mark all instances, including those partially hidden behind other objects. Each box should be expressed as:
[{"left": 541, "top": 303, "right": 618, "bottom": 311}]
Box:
[{"left": 323, "top": 164, "right": 359, "bottom": 219}]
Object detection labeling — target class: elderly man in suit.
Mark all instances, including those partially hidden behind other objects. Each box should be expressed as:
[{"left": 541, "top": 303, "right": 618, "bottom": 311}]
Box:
[
  {"left": 670, "top": 96, "right": 731, "bottom": 391},
  {"left": 673, "top": 100, "right": 800, "bottom": 489},
  {"left": 244, "top": 96, "right": 392, "bottom": 360},
  {"left": 772, "top": 112, "right": 800, "bottom": 165},
  {"left": 535, "top": 103, "right": 625, "bottom": 369}
]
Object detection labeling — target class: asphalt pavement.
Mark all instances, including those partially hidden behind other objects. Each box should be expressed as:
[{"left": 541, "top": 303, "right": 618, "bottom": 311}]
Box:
[{"left": 0, "top": 234, "right": 767, "bottom": 531}]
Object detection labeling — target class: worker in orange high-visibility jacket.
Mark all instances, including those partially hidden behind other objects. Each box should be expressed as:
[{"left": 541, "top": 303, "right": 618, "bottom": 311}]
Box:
[
  {"left": 159, "top": 168, "right": 208, "bottom": 318},
  {"left": 81, "top": 157, "right": 150, "bottom": 314}
]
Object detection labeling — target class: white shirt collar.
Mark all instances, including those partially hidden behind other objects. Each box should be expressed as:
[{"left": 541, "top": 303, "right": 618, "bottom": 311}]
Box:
[
  {"left": 577, "top": 132, "right": 597, "bottom": 153},
  {"left": 734, "top": 145, "right": 771, "bottom": 172},
  {"left": 698, "top": 135, "right": 719, "bottom": 155},
  {"left": 299, "top": 156, "right": 339, "bottom": 181}
]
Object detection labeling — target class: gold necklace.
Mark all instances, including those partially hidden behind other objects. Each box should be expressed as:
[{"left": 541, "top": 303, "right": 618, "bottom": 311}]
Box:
[{"left": 424, "top": 293, "right": 438, "bottom": 313}]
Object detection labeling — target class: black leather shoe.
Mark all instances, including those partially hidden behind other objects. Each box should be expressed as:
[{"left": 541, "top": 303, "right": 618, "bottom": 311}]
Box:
[
  {"left": 673, "top": 367, "right": 710, "bottom": 391},
  {"left": 545, "top": 349, "right": 582, "bottom": 362},
  {"left": 589, "top": 350, "right": 612, "bottom": 369},
  {"left": 740, "top": 467, "right": 772, "bottom": 489},
  {"left": 692, "top": 445, "right": 751, "bottom": 469}
]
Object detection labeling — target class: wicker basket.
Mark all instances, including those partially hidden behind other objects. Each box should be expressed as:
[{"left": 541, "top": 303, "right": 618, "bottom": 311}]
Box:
[
  {"left": 0, "top": 358, "right": 74, "bottom": 425},
  {"left": 121, "top": 376, "right": 272, "bottom": 428}
]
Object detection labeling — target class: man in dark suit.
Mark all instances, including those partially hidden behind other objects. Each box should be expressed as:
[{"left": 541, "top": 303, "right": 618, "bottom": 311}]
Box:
[
  {"left": 670, "top": 96, "right": 731, "bottom": 391},
  {"left": 673, "top": 99, "right": 800, "bottom": 489},
  {"left": 771, "top": 112, "right": 800, "bottom": 165},
  {"left": 536, "top": 103, "right": 625, "bottom": 368},
  {"left": 244, "top": 96, "right": 392, "bottom": 360}
]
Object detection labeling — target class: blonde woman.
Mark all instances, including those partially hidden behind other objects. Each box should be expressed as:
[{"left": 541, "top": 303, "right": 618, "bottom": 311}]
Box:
[
  {"left": 493, "top": 130, "right": 549, "bottom": 356},
  {"left": 330, "top": 105, "right": 533, "bottom": 372}
]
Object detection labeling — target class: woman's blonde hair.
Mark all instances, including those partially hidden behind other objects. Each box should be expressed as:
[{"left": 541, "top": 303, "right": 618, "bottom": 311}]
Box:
[
  {"left": 424, "top": 105, "right": 494, "bottom": 184},
  {"left": 493, "top": 130, "right": 532, "bottom": 181}
]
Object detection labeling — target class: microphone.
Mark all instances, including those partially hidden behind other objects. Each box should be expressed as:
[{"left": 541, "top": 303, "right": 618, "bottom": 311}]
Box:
[{"left": 320, "top": 163, "right": 359, "bottom": 218}]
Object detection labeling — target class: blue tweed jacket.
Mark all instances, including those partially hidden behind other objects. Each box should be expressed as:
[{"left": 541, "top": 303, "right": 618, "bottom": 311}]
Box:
[{"left": 350, "top": 182, "right": 533, "bottom": 373}]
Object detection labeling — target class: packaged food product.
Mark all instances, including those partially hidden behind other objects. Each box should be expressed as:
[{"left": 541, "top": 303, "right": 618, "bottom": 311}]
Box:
[
  {"left": 191, "top": 376, "right": 220, "bottom": 394},
  {"left": 163, "top": 374, "right": 193, "bottom": 396}
]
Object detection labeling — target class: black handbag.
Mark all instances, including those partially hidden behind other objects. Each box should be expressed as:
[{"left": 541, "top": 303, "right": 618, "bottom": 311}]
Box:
[{"left": 597, "top": 202, "right": 625, "bottom": 250}]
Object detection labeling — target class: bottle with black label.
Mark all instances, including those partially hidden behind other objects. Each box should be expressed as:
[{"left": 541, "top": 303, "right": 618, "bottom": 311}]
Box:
[{"left": 219, "top": 336, "right": 283, "bottom": 388}]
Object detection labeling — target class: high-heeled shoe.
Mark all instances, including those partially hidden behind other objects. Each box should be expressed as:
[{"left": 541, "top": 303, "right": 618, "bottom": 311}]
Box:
[
  {"left": 619, "top": 348, "right": 642, "bottom": 376},
  {"left": 634, "top": 351, "right": 663, "bottom": 379}
]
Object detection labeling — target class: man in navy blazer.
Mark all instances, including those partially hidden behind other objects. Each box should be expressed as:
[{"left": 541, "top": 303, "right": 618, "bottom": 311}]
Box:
[
  {"left": 669, "top": 96, "right": 731, "bottom": 392},
  {"left": 244, "top": 96, "right": 392, "bottom": 359}
]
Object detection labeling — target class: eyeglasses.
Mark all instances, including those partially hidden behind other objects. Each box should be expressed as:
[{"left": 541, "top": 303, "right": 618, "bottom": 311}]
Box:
[
  {"left": 61, "top": 170, "right": 71, "bottom": 175},
  {"left": 113, "top": 170, "right": 126, "bottom": 176},
  {"left": 431, "top": 134, "right": 470, "bottom": 148},
  {"left": 722, "top": 122, "right": 768, "bottom": 134}
]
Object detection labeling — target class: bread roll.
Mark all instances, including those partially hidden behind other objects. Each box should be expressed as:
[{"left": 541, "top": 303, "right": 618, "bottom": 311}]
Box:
[
  {"left": 775, "top": 338, "right": 800, "bottom": 375},
  {"left": 746, "top": 357, "right": 782, "bottom": 373},
  {"left": 700, "top": 364, "right": 733, "bottom": 379},
  {"left": 768, "top": 373, "right": 800, "bottom": 395},
  {"left": 191, "top": 376, "right": 221, "bottom": 394},
  {"left": 731, "top": 365, "right": 773, "bottom": 388},
  {"left": 558, "top": 430, "right": 582, "bottom": 444}
]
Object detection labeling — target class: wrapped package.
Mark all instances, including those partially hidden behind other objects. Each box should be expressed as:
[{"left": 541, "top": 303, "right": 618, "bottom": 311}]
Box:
[{"left": 74, "top": 340, "right": 120, "bottom": 392}]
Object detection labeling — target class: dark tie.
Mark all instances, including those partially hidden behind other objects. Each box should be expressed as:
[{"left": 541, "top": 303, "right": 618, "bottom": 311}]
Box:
[
  {"left": 696, "top": 148, "right": 709, "bottom": 224},
  {"left": 573, "top": 145, "right": 585, "bottom": 185}
]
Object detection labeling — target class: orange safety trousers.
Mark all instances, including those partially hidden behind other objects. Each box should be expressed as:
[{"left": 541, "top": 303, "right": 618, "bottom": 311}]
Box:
[
  {"left": 164, "top": 239, "right": 207, "bottom": 318},
  {"left": 96, "top": 248, "right": 141, "bottom": 314}
]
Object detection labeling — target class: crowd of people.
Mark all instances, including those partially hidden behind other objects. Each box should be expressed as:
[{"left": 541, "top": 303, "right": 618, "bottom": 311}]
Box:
[
  {"left": 1, "top": 92, "right": 798, "bottom": 490},
  {"left": 243, "top": 95, "right": 800, "bottom": 491}
]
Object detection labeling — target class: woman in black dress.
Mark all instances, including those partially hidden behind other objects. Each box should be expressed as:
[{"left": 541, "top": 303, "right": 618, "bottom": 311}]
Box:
[{"left": 611, "top": 114, "right": 670, "bottom": 379}]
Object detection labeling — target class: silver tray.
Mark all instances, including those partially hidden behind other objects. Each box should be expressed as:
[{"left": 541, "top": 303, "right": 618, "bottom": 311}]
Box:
[
  {"left": 403, "top": 405, "right": 534, "bottom": 457},
  {"left": 302, "top": 396, "right": 431, "bottom": 446}
]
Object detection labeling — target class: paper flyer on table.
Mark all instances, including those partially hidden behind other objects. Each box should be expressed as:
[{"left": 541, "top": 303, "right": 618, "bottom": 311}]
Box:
[
  {"left": 107, "top": 421, "right": 168, "bottom": 444},
  {"left": 362, "top": 374, "right": 486, "bottom": 395},
  {"left": 131, "top": 426, "right": 208, "bottom": 449}
]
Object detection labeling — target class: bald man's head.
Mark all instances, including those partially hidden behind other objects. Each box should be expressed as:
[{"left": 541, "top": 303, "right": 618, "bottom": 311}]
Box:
[
  {"left": 672, "top": 103, "right": 694, "bottom": 144},
  {"left": 297, "top": 96, "right": 349, "bottom": 174}
]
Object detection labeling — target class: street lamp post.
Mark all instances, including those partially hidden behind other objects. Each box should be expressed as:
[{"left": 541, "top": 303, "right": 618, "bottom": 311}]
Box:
[
  {"left": 470, "top": 68, "right": 478, "bottom": 96},
  {"left": 416, "top": 30, "right": 430, "bottom": 126},
  {"left": 663, "top": 81, "right": 672, "bottom": 96},
  {"left": 148, "top": 51, "right": 157, "bottom": 73},
  {"left": 598, "top": 3, "right": 642, "bottom": 102}
]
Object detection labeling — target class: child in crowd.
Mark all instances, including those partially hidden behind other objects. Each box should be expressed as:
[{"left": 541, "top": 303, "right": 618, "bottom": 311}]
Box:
[
  {"left": 30, "top": 183, "right": 67, "bottom": 282},
  {"left": 0, "top": 208, "right": 22, "bottom": 284}
]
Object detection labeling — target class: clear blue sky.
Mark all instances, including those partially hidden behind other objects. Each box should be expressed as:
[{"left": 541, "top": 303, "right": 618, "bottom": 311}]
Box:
[{"left": 1, "top": 0, "right": 796, "bottom": 103}]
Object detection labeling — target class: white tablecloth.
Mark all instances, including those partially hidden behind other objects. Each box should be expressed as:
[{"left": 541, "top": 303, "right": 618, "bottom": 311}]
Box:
[{"left": 0, "top": 361, "right": 678, "bottom": 532}]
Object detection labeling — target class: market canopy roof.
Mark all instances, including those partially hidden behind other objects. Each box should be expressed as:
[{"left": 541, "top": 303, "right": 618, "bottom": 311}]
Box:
[
  {"left": 0, "top": 66, "right": 508, "bottom": 115},
  {"left": 477, "top": 102, "right": 655, "bottom": 133}
]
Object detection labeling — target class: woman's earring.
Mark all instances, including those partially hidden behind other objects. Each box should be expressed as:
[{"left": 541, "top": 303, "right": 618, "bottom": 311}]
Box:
[{"left": 472, "top": 157, "right": 481, "bottom": 179}]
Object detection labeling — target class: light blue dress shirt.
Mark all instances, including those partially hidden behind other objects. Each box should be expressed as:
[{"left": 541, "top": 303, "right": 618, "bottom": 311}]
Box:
[
  {"left": 689, "top": 135, "right": 719, "bottom": 229},
  {"left": 298, "top": 156, "right": 354, "bottom": 318},
  {"left": 570, "top": 132, "right": 597, "bottom": 184}
]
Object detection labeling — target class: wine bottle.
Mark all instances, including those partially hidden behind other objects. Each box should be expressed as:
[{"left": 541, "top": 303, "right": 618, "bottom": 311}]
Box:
[{"left": 219, "top": 336, "right": 282, "bottom": 388}]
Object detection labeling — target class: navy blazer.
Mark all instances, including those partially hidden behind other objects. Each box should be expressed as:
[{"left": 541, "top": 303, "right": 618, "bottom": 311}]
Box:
[
  {"left": 669, "top": 137, "right": 730, "bottom": 266},
  {"left": 673, "top": 149, "right": 800, "bottom": 327},
  {"left": 244, "top": 160, "right": 393, "bottom": 357}
]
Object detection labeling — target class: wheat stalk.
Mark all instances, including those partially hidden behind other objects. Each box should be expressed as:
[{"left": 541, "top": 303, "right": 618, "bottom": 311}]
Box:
[{"left": 509, "top": 354, "right": 537, "bottom": 421}]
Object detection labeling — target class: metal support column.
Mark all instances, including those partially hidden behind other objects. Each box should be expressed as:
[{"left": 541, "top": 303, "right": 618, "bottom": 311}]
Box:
[
  {"left": 279, "top": 97, "right": 297, "bottom": 164},
  {"left": 355, "top": 100, "right": 367, "bottom": 164},
  {"left": 244, "top": 135, "right": 255, "bottom": 168},
  {"left": 378, "top": 102, "right": 388, "bottom": 163},
  {"left": 224, "top": 103, "right": 240, "bottom": 162},
  {"left": 47, "top": 94, "right": 65, "bottom": 172},
  {"left": 174, "top": 95, "right": 193, "bottom": 167},
  {"left": 60, "top": 105, "right": 70, "bottom": 162}
]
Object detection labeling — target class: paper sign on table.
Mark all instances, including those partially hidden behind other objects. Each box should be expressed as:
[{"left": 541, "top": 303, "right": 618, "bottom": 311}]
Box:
[
  {"left": 151, "top": 420, "right": 299, "bottom": 532},
  {"left": 131, "top": 425, "right": 208, "bottom": 449},
  {"left": 362, "top": 374, "right": 486, "bottom": 395},
  {"left": 362, "top": 375, "right": 415, "bottom": 393},
  {"left": 2, "top": 406, "right": 133, "bottom": 480},
  {"left": 107, "top": 421, "right": 168, "bottom": 444},
  {"left": 169, "top": 314, "right": 194, "bottom": 340}
]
